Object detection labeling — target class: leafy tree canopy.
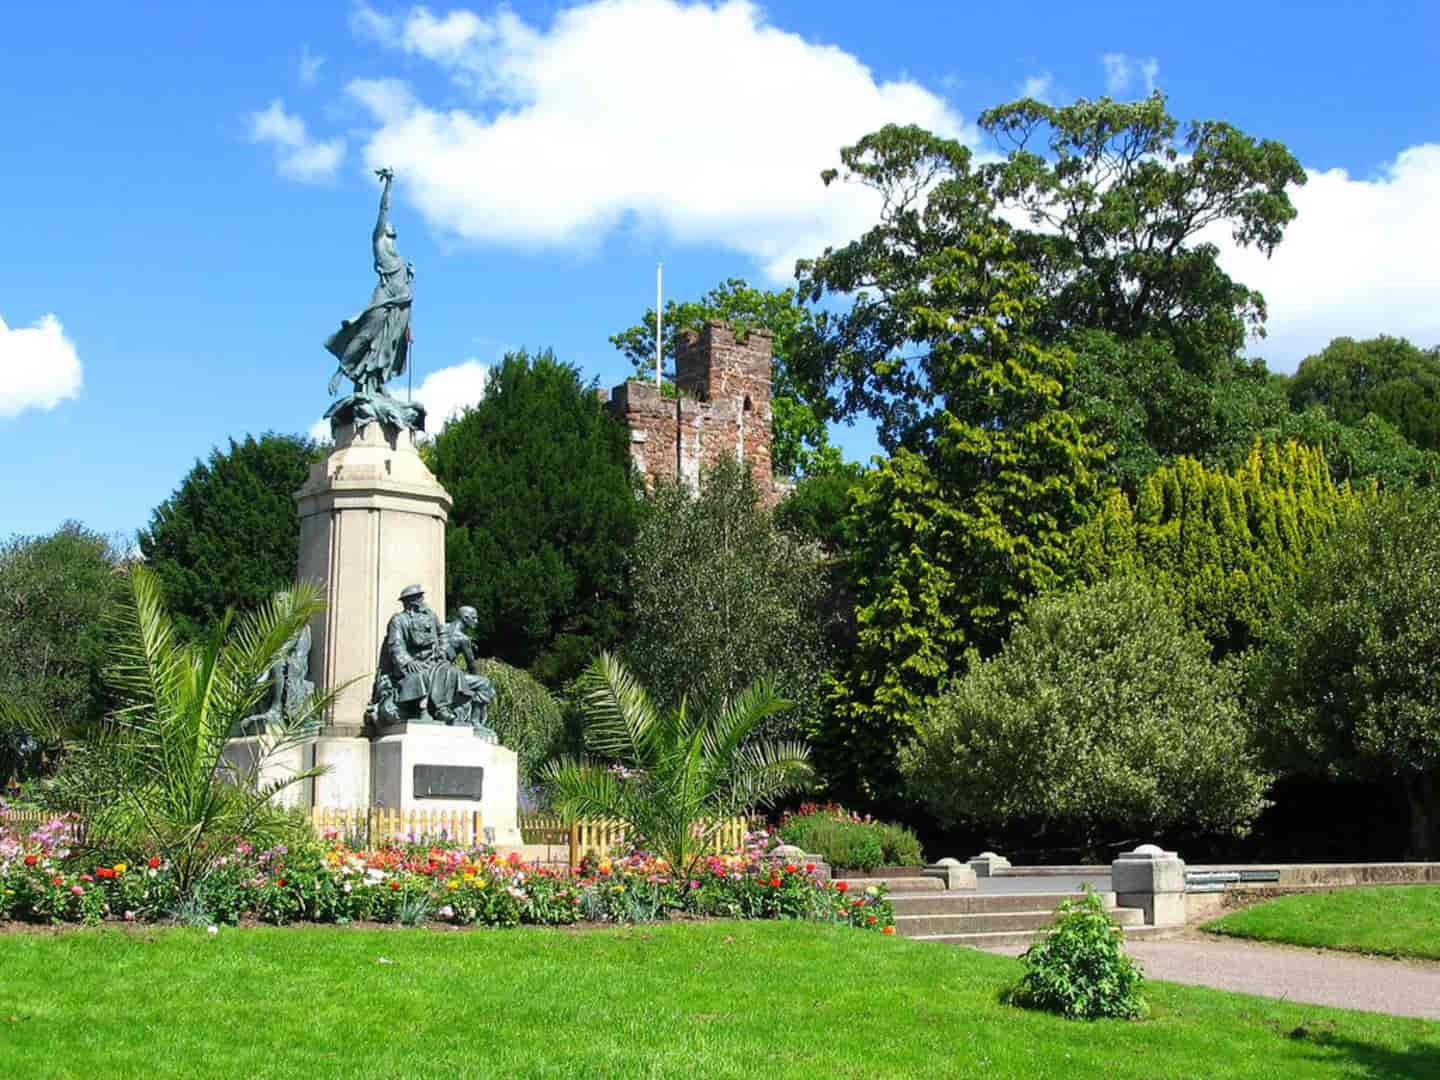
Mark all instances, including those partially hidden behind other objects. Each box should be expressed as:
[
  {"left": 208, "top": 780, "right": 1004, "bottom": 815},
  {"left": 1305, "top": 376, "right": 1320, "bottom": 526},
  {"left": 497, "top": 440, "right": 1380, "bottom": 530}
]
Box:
[
  {"left": 1253, "top": 407, "right": 1440, "bottom": 491},
  {"left": 1288, "top": 335, "right": 1440, "bottom": 452},
  {"left": 900, "top": 578, "right": 1269, "bottom": 858},
  {"left": 1072, "top": 440, "right": 1366, "bottom": 657},
  {"left": 1255, "top": 490, "right": 1440, "bottom": 858},
  {"left": 818, "top": 225, "right": 1103, "bottom": 806},
  {"left": 138, "top": 434, "right": 322, "bottom": 640},
  {"left": 797, "top": 95, "right": 1305, "bottom": 452},
  {"left": 430, "top": 349, "right": 638, "bottom": 686},
  {"left": 625, "top": 458, "right": 831, "bottom": 744},
  {"left": 0, "top": 524, "right": 126, "bottom": 780},
  {"left": 609, "top": 278, "right": 840, "bottom": 478}
]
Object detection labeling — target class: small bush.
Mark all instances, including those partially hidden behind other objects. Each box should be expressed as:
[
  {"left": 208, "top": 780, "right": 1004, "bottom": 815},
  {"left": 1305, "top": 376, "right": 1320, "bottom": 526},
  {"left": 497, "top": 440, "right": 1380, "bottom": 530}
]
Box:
[
  {"left": 1011, "top": 888, "right": 1145, "bottom": 1020},
  {"left": 777, "top": 804, "right": 923, "bottom": 870}
]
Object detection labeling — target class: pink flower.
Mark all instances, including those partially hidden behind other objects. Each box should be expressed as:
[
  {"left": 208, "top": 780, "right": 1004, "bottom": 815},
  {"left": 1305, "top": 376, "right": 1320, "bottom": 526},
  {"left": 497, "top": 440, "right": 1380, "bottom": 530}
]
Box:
[
  {"left": 70, "top": 885, "right": 84, "bottom": 896},
  {"left": 123, "top": 911, "right": 136, "bottom": 922}
]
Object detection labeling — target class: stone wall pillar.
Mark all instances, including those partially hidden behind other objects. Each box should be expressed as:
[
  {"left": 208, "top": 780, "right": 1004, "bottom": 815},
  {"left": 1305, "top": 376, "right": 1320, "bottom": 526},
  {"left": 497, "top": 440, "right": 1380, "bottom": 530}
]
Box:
[{"left": 1112, "top": 843, "right": 1187, "bottom": 927}]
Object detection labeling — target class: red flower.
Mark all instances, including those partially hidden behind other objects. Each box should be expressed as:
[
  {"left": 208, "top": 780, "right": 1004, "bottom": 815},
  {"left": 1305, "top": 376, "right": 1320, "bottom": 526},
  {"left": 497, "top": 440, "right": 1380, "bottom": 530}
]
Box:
[
  {"left": 389, "top": 881, "right": 401, "bottom": 891},
  {"left": 276, "top": 879, "right": 287, "bottom": 888},
  {"left": 148, "top": 856, "right": 161, "bottom": 870},
  {"left": 23, "top": 855, "right": 37, "bottom": 867},
  {"left": 50, "top": 876, "right": 64, "bottom": 887},
  {"left": 769, "top": 878, "right": 782, "bottom": 888},
  {"left": 805, "top": 863, "right": 815, "bottom": 873},
  {"left": 784, "top": 863, "right": 798, "bottom": 874},
  {"left": 882, "top": 926, "right": 895, "bottom": 936},
  {"left": 96, "top": 867, "right": 116, "bottom": 880},
  {"left": 866, "top": 915, "right": 877, "bottom": 925},
  {"left": 835, "top": 881, "right": 849, "bottom": 893}
]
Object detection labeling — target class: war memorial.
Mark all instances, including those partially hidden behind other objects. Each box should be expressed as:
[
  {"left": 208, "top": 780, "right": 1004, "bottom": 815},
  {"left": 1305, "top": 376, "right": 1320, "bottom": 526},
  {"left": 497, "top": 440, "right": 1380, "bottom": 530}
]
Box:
[{"left": 223, "top": 169, "right": 521, "bottom": 844}]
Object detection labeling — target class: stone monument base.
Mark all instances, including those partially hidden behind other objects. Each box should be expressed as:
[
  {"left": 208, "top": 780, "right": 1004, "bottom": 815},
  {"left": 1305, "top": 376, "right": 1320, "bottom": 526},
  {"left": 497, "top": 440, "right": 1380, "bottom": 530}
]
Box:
[{"left": 371, "top": 724, "right": 521, "bottom": 846}]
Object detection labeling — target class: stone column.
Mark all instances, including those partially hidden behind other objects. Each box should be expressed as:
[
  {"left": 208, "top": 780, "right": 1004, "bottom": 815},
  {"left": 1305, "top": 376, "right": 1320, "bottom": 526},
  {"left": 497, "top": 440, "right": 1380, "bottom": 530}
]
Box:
[
  {"left": 1112, "top": 843, "right": 1187, "bottom": 927},
  {"left": 295, "top": 421, "right": 452, "bottom": 806}
]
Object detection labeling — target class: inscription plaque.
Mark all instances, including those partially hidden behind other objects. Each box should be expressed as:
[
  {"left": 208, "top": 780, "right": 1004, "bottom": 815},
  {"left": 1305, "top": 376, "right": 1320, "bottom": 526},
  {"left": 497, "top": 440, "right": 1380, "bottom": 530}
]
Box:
[{"left": 413, "top": 764, "right": 484, "bottom": 801}]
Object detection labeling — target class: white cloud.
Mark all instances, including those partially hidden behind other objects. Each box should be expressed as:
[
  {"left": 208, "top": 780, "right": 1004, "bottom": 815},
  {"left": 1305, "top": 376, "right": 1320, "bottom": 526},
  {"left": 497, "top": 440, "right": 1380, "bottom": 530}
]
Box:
[
  {"left": 248, "top": 99, "right": 346, "bottom": 183},
  {"left": 344, "top": 0, "right": 969, "bottom": 281},
  {"left": 1212, "top": 144, "right": 1440, "bottom": 370},
  {"left": 310, "top": 359, "right": 488, "bottom": 441},
  {"left": 1020, "top": 73, "right": 1055, "bottom": 104},
  {"left": 0, "top": 313, "right": 83, "bottom": 418},
  {"left": 1101, "top": 52, "right": 1159, "bottom": 97},
  {"left": 299, "top": 45, "right": 326, "bottom": 85}
]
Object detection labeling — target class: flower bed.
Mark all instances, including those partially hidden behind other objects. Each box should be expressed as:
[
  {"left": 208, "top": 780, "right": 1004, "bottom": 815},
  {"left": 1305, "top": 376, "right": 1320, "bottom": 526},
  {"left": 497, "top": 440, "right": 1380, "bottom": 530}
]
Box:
[{"left": 0, "top": 814, "right": 893, "bottom": 933}]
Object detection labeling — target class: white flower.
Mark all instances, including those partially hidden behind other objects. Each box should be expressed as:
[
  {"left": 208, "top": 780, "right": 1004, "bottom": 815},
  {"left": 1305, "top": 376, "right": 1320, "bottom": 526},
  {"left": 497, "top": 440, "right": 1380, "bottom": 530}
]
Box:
[{"left": 206, "top": 925, "right": 218, "bottom": 936}]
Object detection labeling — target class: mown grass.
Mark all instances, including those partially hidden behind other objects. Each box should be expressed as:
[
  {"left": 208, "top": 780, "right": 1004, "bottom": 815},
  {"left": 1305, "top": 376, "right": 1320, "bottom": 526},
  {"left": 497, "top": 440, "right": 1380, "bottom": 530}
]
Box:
[
  {"left": 1206, "top": 885, "right": 1440, "bottom": 961},
  {"left": 2, "top": 921, "right": 1439, "bottom": 1078}
]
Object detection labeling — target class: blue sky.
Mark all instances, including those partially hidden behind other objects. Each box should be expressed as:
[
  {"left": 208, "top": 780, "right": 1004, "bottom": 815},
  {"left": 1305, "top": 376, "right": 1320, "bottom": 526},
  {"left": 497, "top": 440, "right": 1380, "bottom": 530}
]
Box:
[{"left": 3, "top": 0, "right": 1438, "bottom": 540}]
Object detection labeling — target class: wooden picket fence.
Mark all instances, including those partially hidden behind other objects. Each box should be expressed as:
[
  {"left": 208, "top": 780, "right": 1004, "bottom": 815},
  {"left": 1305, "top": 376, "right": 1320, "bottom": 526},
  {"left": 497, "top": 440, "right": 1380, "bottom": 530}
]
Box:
[
  {"left": 309, "top": 806, "right": 487, "bottom": 847},
  {"left": 517, "top": 813, "right": 753, "bottom": 870},
  {"left": 5, "top": 804, "right": 754, "bottom": 872}
]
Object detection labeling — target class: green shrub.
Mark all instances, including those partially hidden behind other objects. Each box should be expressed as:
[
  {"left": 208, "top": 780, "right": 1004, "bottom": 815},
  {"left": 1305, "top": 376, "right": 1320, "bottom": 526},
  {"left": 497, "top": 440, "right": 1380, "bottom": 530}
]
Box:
[
  {"left": 777, "top": 805, "right": 923, "bottom": 870},
  {"left": 475, "top": 659, "right": 565, "bottom": 791},
  {"left": 1011, "top": 888, "right": 1146, "bottom": 1020}
]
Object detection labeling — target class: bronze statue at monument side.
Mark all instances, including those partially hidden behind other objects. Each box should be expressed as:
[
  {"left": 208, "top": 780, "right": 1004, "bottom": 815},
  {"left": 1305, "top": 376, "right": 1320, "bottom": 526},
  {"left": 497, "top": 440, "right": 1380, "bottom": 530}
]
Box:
[
  {"left": 365, "top": 586, "right": 496, "bottom": 736},
  {"left": 323, "top": 168, "right": 426, "bottom": 434}
]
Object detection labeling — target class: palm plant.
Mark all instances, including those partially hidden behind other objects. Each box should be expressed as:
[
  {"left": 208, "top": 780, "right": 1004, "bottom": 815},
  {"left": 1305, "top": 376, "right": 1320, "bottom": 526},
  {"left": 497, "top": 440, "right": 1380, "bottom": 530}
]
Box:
[
  {"left": 0, "top": 566, "right": 335, "bottom": 891},
  {"left": 541, "top": 652, "right": 813, "bottom": 873}
]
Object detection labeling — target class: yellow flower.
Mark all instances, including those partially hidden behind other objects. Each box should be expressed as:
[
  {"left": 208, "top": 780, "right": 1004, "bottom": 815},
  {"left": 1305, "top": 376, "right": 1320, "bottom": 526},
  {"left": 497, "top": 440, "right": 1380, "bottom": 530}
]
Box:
[
  {"left": 612, "top": 885, "right": 626, "bottom": 893},
  {"left": 113, "top": 863, "right": 128, "bottom": 875},
  {"left": 446, "top": 879, "right": 460, "bottom": 891}
]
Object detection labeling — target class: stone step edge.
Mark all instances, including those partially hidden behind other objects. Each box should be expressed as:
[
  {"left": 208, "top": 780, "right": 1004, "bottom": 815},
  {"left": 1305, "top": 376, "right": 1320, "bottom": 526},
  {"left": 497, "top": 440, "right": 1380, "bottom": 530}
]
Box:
[{"left": 909, "top": 925, "right": 1182, "bottom": 947}]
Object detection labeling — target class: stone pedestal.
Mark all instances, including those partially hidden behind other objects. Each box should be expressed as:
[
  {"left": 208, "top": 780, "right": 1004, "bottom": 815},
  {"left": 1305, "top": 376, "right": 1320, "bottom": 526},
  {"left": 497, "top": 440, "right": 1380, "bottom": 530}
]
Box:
[
  {"left": 296, "top": 421, "right": 452, "bottom": 734},
  {"left": 371, "top": 724, "right": 522, "bottom": 845},
  {"left": 309, "top": 735, "right": 371, "bottom": 808},
  {"left": 925, "top": 857, "right": 978, "bottom": 891},
  {"left": 1112, "top": 843, "right": 1187, "bottom": 927},
  {"left": 220, "top": 736, "right": 310, "bottom": 809},
  {"left": 968, "top": 851, "right": 1012, "bottom": 877}
]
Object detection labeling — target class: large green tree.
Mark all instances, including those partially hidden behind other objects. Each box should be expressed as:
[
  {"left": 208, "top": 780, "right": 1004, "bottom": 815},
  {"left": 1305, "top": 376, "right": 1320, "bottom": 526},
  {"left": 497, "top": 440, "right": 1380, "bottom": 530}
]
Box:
[
  {"left": 139, "top": 434, "right": 321, "bottom": 640},
  {"left": 817, "top": 226, "right": 1103, "bottom": 805},
  {"left": 625, "top": 458, "right": 831, "bottom": 743},
  {"left": 1256, "top": 490, "right": 1440, "bottom": 858},
  {"left": 1071, "top": 440, "right": 1366, "bottom": 657},
  {"left": 1254, "top": 407, "right": 1440, "bottom": 491},
  {"left": 797, "top": 96, "right": 1305, "bottom": 455},
  {"left": 900, "top": 578, "right": 1269, "bottom": 860},
  {"left": 1288, "top": 335, "right": 1440, "bottom": 452},
  {"left": 0, "top": 524, "right": 125, "bottom": 781},
  {"left": 610, "top": 278, "right": 838, "bottom": 477},
  {"left": 430, "top": 350, "right": 638, "bottom": 685}
]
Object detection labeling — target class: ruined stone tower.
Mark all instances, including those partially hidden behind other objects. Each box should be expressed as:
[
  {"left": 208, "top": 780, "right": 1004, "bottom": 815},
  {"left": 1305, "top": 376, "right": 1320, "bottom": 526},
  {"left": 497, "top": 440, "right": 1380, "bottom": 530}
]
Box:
[{"left": 604, "top": 320, "right": 780, "bottom": 502}]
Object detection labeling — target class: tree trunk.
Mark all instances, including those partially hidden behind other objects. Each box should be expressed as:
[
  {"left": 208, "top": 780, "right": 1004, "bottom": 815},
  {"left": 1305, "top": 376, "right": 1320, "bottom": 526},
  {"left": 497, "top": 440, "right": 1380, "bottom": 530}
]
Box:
[{"left": 1404, "top": 772, "right": 1440, "bottom": 860}]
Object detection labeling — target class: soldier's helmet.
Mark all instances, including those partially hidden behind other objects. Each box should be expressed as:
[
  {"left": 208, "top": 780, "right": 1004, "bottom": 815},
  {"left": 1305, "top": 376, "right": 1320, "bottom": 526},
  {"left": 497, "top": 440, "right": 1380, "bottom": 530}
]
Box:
[{"left": 398, "top": 584, "right": 425, "bottom": 601}]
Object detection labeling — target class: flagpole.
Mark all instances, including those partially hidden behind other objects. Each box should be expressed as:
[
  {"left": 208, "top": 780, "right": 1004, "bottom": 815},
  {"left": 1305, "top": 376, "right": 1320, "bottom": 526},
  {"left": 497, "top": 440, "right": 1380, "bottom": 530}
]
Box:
[{"left": 655, "top": 261, "right": 663, "bottom": 388}]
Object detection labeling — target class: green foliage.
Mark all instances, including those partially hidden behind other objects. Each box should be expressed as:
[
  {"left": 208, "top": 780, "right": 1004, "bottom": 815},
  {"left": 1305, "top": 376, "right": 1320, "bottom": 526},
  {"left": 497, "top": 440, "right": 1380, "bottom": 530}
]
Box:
[
  {"left": 138, "top": 433, "right": 322, "bottom": 640},
  {"left": 430, "top": 350, "right": 639, "bottom": 684},
  {"left": 777, "top": 806, "right": 923, "bottom": 869},
  {"left": 1255, "top": 490, "right": 1440, "bottom": 857},
  {"left": 474, "top": 658, "right": 564, "bottom": 791},
  {"left": 626, "top": 458, "right": 831, "bottom": 742},
  {"left": 1289, "top": 336, "right": 1440, "bottom": 451},
  {"left": 1012, "top": 888, "right": 1146, "bottom": 1021},
  {"left": 1255, "top": 407, "right": 1440, "bottom": 490},
  {"left": 819, "top": 225, "right": 1103, "bottom": 804},
  {"left": 609, "top": 278, "right": 836, "bottom": 477},
  {"left": 541, "top": 653, "right": 812, "bottom": 873},
  {"left": 1072, "top": 440, "right": 1365, "bottom": 657},
  {"left": 900, "top": 579, "right": 1269, "bottom": 855},
  {"left": 1066, "top": 330, "right": 1292, "bottom": 491},
  {"left": 774, "top": 463, "right": 866, "bottom": 555},
  {"left": 0, "top": 524, "right": 125, "bottom": 780},
  {"left": 798, "top": 96, "right": 1305, "bottom": 450},
  {"left": 0, "top": 568, "right": 333, "bottom": 891}
]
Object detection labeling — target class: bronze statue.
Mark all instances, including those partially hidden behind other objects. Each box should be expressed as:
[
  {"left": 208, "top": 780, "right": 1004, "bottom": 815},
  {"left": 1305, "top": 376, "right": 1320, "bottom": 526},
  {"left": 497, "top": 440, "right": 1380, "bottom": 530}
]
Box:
[
  {"left": 366, "top": 587, "right": 495, "bottom": 735},
  {"left": 239, "top": 610, "right": 315, "bottom": 735},
  {"left": 323, "top": 168, "right": 426, "bottom": 434}
]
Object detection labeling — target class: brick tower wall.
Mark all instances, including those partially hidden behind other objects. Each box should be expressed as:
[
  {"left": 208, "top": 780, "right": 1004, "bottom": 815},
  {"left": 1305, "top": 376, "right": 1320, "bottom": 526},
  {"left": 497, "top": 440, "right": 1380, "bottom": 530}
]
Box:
[{"left": 606, "top": 320, "right": 778, "bottom": 503}]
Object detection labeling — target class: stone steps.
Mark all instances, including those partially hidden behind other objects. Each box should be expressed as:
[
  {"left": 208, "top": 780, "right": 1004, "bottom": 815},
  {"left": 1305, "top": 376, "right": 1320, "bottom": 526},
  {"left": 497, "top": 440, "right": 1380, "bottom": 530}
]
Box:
[
  {"left": 885, "top": 888, "right": 1152, "bottom": 949},
  {"left": 836, "top": 876, "right": 944, "bottom": 893}
]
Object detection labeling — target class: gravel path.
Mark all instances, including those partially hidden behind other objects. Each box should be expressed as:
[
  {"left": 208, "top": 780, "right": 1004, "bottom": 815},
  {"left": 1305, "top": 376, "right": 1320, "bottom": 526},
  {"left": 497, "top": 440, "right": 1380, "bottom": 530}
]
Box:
[{"left": 986, "top": 933, "right": 1440, "bottom": 1020}]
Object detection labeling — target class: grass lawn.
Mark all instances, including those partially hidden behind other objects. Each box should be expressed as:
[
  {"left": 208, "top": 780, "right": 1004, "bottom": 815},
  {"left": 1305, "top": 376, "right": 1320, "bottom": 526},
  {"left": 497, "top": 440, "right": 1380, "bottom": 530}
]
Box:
[
  {"left": 1206, "top": 885, "right": 1440, "bottom": 962},
  {"left": 3, "top": 921, "right": 1440, "bottom": 1079}
]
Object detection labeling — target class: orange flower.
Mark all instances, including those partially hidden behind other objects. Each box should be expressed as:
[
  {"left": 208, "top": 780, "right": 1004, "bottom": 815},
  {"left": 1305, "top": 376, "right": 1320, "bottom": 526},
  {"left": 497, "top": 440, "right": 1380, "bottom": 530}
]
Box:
[{"left": 882, "top": 926, "right": 895, "bottom": 936}]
